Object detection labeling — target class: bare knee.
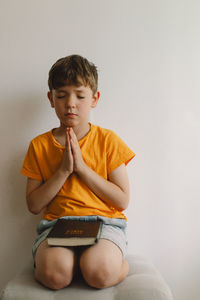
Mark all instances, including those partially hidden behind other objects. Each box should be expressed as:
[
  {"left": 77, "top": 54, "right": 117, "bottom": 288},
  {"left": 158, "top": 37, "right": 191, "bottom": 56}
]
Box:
[
  {"left": 80, "top": 240, "right": 128, "bottom": 288},
  {"left": 35, "top": 265, "right": 73, "bottom": 290},
  {"left": 35, "top": 252, "right": 75, "bottom": 290},
  {"left": 34, "top": 240, "right": 76, "bottom": 290},
  {"left": 80, "top": 259, "right": 113, "bottom": 289}
]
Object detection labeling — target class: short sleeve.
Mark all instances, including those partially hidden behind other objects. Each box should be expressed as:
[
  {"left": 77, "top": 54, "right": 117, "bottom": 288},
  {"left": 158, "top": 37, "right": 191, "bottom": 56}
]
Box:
[
  {"left": 106, "top": 131, "right": 135, "bottom": 174},
  {"left": 21, "top": 141, "right": 43, "bottom": 181}
]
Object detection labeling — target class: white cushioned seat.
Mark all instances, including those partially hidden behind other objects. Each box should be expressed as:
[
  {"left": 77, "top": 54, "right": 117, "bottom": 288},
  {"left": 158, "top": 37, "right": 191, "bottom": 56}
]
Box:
[{"left": 0, "top": 254, "right": 173, "bottom": 300}]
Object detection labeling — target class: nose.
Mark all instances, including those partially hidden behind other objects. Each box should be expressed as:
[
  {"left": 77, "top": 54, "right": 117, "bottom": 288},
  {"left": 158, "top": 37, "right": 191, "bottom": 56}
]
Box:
[{"left": 65, "top": 95, "right": 76, "bottom": 109}]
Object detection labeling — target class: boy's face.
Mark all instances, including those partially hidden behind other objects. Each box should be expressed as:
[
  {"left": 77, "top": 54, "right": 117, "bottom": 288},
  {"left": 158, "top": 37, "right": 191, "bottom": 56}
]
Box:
[{"left": 48, "top": 84, "right": 100, "bottom": 129}]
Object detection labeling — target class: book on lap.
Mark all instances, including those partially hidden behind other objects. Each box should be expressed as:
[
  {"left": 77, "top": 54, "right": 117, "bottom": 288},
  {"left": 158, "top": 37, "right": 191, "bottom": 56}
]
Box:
[{"left": 47, "top": 219, "right": 102, "bottom": 247}]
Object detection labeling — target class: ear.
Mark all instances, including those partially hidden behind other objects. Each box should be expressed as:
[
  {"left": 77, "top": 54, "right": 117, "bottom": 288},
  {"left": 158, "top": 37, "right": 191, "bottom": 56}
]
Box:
[
  {"left": 91, "top": 91, "right": 100, "bottom": 108},
  {"left": 47, "top": 91, "right": 55, "bottom": 108}
]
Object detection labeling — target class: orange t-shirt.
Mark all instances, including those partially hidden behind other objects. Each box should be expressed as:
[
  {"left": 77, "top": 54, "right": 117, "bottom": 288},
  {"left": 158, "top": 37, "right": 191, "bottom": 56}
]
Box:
[{"left": 21, "top": 123, "right": 135, "bottom": 220}]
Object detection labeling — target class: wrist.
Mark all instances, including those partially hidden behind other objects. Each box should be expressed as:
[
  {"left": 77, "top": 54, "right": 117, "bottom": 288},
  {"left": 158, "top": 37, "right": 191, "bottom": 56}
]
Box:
[
  {"left": 76, "top": 161, "right": 88, "bottom": 177},
  {"left": 57, "top": 167, "right": 72, "bottom": 178}
]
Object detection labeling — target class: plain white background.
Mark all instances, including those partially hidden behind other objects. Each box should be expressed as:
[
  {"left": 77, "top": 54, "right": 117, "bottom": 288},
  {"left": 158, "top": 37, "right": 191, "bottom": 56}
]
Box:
[{"left": 0, "top": 1, "right": 200, "bottom": 299}]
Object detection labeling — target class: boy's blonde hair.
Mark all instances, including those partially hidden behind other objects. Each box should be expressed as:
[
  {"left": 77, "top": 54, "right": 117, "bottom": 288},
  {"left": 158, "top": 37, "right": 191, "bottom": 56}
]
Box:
[{"left": 48, "top": 54, "right": 98, "bottom": 95}]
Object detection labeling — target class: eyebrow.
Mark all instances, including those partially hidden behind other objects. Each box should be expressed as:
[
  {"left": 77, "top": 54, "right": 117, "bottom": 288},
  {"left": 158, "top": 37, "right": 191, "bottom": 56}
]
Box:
[{"left": 56, "top": 88, "right": 85, "bottom": 93}]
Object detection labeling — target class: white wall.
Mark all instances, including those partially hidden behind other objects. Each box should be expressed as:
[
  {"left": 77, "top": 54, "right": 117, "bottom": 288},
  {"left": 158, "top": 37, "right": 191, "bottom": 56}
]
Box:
[{"left": 0, "top": 1, "right": 200, "bottom": 299}]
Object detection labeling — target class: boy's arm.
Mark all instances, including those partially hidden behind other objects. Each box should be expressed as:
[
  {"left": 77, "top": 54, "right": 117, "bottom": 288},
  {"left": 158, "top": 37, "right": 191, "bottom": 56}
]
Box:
[
  {"left": 69, "top": 128, "right": 130, "bottom": 210},
  {"left": 26, "top": 168, "right": 71, "bottom": 214},
  {"left": 26, "top": 131, "right": 73, "bottom": 215},
  {"left": 78, "top": 163, "right": 130, "bottom": 210}
]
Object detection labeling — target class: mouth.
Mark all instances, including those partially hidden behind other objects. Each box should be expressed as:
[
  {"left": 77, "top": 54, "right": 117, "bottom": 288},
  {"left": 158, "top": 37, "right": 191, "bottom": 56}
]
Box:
[{"left": 65, "top": 113, "right": 78, "bottom": 118}]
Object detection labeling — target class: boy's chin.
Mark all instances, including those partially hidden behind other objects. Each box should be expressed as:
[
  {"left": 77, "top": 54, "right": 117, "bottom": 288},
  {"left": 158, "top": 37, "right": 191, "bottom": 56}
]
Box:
[
  {"left": 60, "top": 120, "right": 78, "bottom": 128},
  {"left": 60, "top": 118, "right": 89, "bottom": 129}
]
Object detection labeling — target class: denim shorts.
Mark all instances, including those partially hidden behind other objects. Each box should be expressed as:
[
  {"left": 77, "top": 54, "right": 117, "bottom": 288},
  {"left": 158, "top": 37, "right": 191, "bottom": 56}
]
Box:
[{"left": 32, "top": 215, "right": 128, "bottom": 261}]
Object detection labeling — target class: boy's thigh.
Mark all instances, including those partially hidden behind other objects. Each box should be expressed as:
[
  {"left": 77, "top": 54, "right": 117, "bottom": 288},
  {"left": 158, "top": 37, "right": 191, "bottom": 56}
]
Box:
[{"left": 35, "top": 239, "right": 77, "bottom": 273}]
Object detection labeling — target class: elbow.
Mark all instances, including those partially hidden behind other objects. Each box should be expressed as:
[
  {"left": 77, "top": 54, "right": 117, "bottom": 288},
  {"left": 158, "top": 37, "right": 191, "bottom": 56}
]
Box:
[
  {"left": 29, "top": 207, "right": 41, "bottom": 215},
  {"left": 119, "top": 202, "right": 129, "bottom": 211},
  {"left": 118, "top": 193, "right": 129, "bottom": 211},
  {"left": 122, "top": 192, "right": 130, "bottom": 210},
  {"left": 27, "top": 204, "right": 41, "bottom": 215},
  {"left": 26, "top": 197, "right": 42, "bottom": 215}
]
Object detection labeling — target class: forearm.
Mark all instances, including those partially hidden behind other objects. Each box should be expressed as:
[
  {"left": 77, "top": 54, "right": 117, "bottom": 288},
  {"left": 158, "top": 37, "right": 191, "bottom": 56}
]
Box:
[
  {"left": 77, "top": 165, "right": 129, "bottom": 210},
  {"left": 27, "top": 169, "right": 70, "bottom": 214}
]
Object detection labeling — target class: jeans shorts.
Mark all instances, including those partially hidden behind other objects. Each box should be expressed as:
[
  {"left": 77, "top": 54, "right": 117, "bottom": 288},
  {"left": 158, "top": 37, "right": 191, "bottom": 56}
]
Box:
[{"left": 32, "top": 215, "right": 128, "bottom": 261}]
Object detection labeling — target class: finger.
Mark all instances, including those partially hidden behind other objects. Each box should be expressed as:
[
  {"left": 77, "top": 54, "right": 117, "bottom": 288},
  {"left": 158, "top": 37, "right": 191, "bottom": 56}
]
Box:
[
  {"left": 65, "top": 129, "right": 72, "bottom": 151},
  {"left": 65, "top": 128, "right": 69, "bottom": 146},
  {"left": 69, "top": 133, "right": 75, "bottom": 150},
  {"left": 66, "top": 128, "right": 72, "bottom": 140},
  {"left": 69, "top": 128, "right": 78, "bottom": 144},
  {"left": 65, "top": 130, "right": 69, "bottom": 144},
  {"left": 67, "top": 127, "right": 72, "bottom": 139}
]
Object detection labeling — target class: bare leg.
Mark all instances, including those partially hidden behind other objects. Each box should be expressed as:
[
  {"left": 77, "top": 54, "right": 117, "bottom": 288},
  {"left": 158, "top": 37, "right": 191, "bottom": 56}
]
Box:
[
  {"left": 34, "top": 239, "right": 77, "bottom": 290},
  {"left": 79, "top": 239, "right": 129, "bottom": 289}
]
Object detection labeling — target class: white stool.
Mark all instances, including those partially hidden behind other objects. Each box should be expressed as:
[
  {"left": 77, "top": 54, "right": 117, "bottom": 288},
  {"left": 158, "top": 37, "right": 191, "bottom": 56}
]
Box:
[{"left": 0, "top": 254, "right": 173, "bottom": 300}]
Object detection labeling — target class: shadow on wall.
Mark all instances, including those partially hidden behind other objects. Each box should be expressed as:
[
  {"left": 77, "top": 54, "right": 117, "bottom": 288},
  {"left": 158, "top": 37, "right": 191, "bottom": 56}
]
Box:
[{"left": 0, "top": 93, "right": 46, "bottom": 289}]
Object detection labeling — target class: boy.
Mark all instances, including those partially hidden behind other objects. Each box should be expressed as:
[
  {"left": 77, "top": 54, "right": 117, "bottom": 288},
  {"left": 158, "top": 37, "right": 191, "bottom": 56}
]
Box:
[{"left": 21, "top": 54, "right": 135, "bottom": 290}]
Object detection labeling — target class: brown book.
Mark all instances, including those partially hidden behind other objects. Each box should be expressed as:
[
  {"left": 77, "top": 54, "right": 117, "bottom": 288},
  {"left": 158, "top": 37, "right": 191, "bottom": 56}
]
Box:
[{"left": 47, "top": 219, "right": 102, "bottom": 247}]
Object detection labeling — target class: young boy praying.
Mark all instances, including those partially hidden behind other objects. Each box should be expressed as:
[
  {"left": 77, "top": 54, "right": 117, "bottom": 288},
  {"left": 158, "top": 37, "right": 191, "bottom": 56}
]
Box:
[{"left": 21, "top": 54, "right": 135, "bottom": 290}]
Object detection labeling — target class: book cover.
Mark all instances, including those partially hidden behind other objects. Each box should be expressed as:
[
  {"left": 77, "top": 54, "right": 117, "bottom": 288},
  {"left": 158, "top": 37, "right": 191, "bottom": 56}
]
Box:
[{"left": 47, "top": 219, "right": 102, "bottom": 247}]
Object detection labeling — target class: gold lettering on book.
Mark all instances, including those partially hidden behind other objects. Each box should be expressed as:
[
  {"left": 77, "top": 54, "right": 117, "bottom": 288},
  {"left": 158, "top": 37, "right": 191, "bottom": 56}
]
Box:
[{"left": 65, "top": 229, "right": 84, "bottom": 235}]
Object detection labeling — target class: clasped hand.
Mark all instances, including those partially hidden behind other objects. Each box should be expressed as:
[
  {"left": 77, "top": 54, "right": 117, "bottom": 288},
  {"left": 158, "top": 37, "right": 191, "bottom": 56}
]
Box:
[{"left": 60, "top": 127, "right": 85, "bottom": 175}]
